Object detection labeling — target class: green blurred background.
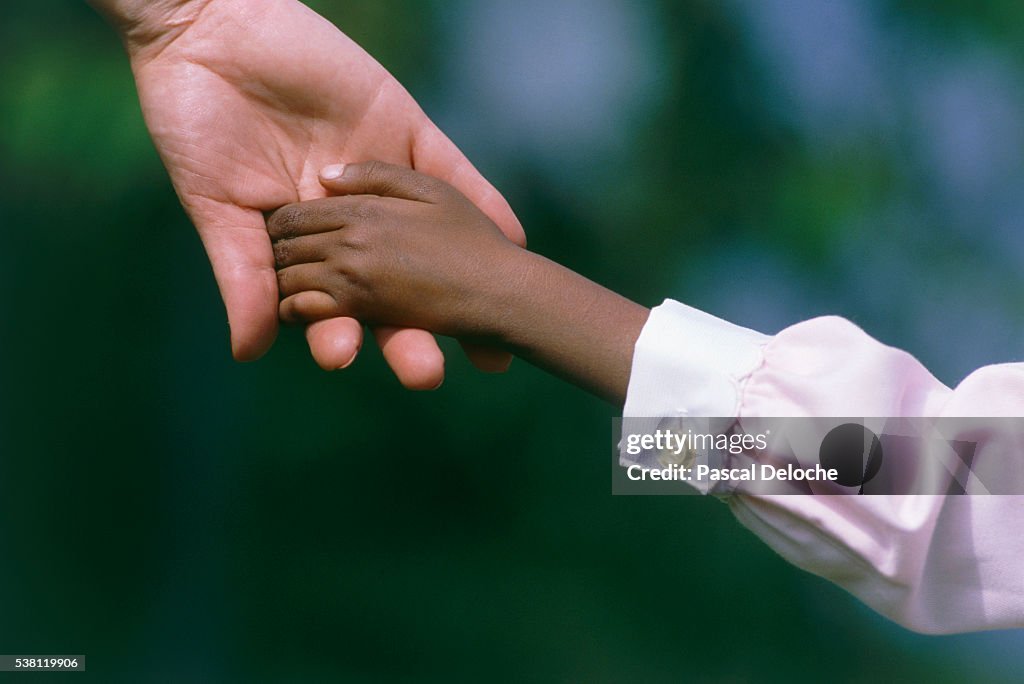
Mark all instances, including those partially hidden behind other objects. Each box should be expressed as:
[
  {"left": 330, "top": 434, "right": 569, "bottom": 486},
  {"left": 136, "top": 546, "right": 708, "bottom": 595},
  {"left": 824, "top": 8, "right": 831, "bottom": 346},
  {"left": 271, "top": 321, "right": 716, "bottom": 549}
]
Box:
[{"left": 2, "top": 0, "right": 1024, "bottom": 681}]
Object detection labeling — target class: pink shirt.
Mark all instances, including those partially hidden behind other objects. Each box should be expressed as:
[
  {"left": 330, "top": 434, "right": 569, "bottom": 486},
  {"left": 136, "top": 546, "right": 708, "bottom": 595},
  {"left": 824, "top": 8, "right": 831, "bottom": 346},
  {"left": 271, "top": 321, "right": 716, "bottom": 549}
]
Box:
[{"left": 624, "top": 300, "right": 1024, "bottom": 634}]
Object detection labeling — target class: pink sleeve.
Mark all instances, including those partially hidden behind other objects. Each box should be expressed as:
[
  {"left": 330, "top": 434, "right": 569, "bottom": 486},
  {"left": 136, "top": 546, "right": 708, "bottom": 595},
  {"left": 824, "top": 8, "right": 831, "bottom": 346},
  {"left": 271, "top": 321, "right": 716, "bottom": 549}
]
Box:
[{"left": 624, "top": 300, "right": 1024, "bottom": 634}]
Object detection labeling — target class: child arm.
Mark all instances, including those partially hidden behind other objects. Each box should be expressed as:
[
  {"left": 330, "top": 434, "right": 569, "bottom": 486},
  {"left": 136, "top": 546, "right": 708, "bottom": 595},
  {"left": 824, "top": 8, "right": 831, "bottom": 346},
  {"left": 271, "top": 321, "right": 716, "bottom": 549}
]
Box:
[
  {"left": 267, "top": 161, "right": 650, "bottom": 404},
  {"left": 271, "top": 162, "right": 1024, "bottom": 633}
]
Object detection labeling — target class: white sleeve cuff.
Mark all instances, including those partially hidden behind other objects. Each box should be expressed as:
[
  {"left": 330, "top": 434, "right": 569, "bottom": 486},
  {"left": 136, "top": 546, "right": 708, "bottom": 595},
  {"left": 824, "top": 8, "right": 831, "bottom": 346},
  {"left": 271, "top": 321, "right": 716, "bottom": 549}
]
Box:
[{"left": 623, "top": 299, "right": 770, "bottom": 418}]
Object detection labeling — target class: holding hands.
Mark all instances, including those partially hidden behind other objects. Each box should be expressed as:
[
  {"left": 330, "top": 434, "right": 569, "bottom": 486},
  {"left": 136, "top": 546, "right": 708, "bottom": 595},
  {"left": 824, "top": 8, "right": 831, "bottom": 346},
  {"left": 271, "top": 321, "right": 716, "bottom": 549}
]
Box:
[
  {"left": 90, "top": 0, "right": 524, "bottom": 387},
  {"left": 88, "top": 0, "right": 648, "bottom": 402},
  {"left": 269, "top": 162, "right": 649, "bottom": 404},
  {"left": 270, "top": 162, "right": 524, "bottom": 341}
]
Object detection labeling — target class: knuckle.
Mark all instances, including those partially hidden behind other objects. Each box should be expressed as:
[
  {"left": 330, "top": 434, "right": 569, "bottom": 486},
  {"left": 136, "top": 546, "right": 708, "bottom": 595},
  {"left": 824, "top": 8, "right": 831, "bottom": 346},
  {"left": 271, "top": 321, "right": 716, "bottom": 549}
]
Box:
[
  {"left": 325, "top": 249, "right": 356, "bottom": 278},
  {"left": 315, "top": 268, "right": 361, "bottom": 319},
  {"left": 364, "top": 160, "right": 397, "bottom": 193},
  {"left": 344, "top": 228, "right": 379, "bottom": 259},
  {"left": 343, "top": 224, "right": 369, "bottom": 248},
  {"left": 327, "top": 251, "right": 367, "bottom": 285},
  {"left": 362, "top": 160, "right": 385, "bottom": 179}
]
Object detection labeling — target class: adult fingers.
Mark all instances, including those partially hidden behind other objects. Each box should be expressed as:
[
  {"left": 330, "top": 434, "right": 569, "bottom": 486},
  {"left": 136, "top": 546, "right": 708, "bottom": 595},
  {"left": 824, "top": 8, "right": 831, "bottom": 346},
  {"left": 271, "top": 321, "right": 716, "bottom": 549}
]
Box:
[
  {"left": 372, "top": 326, "right": 445, "bottom": 391},
  {"left": 411, "top": 121, "right": 526, "bottom": 247},
  {"left": 192, "top": 201, "right": 279, "bottom": 361},
  {"left": 305, "top": 318, "right": 363, "bottom": 371},
  {"left": 312, "top": 163, "right": 448, "bottom": 387},
  {"left": 410, "top": 122, "right": 523, "bottom": 372},
  {"left": 303, "top": 312, "right": 446, "bottom": 388}
]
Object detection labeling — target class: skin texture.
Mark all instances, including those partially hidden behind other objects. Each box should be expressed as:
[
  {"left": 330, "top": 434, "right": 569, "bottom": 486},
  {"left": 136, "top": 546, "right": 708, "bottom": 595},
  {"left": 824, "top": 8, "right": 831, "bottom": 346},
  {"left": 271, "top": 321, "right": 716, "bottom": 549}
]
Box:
[
  {"left": 88, "top": 0, "right": 525, "bottom": 388},
  {"left": 268, "top": 162, "right": 651, "bottom": 405}
]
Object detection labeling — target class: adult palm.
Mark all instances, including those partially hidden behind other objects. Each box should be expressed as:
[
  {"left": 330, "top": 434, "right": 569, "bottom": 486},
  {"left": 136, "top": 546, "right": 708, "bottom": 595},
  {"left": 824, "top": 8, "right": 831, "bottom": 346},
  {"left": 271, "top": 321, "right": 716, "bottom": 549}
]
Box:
[{"left": 119, "top": 0, "right": 523, "bottom": 386}]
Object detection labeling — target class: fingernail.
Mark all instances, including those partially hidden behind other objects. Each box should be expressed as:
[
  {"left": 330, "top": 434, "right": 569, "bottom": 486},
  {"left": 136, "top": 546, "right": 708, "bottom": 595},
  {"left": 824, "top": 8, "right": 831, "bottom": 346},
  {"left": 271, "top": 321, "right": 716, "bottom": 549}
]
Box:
[
  {"left": 321, "top": 164, "right": 346, "bottom": 180},
  {"left": 336, "top": 351, "right": 359, "bottom": 370}
]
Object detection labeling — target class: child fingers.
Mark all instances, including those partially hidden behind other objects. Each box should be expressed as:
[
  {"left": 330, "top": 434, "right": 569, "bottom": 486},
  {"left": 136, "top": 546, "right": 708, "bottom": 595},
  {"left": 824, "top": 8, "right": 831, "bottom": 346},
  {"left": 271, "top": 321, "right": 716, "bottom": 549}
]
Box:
[
  {"left": 279, "top": 291, "right": 341, "bottom": 324},
  {"left": 267, "top": 197, "right": 358, "bottom": 240},
  {"left": 412, "top": 122, "right": 526, "bottom": 247},
  {"left": 318, "top": 161, "right": 447, "bottom": 204},
  {"left": 273, "top": 233, "right": 333, "bottom": 269},
  {"left": 276, "top": 263, "right": 327, "bottom": 298}
]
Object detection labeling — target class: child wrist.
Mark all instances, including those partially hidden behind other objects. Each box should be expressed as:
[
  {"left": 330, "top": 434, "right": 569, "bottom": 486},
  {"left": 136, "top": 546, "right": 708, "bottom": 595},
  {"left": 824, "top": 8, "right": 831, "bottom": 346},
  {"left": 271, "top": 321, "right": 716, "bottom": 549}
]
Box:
[{"left": 480, "top": 247, "right": 543, "bottom": 349}]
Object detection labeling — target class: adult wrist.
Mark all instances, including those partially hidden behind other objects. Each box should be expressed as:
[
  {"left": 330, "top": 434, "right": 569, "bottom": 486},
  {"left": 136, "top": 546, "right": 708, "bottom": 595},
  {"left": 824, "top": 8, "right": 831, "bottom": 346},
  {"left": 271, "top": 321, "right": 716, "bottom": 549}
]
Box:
[{"left": 88, "top": 0, "right": 217, "bottom": 58}]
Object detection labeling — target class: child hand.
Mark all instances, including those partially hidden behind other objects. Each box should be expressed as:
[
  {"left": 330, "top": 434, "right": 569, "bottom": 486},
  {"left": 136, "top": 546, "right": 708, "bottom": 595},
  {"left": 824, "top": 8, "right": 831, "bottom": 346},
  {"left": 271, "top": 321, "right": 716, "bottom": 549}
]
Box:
[
  {"left": 267, "top": 162, "right": 527, "bottom": 342},
  {"left": 270, "top": 161, "right": 648, "bottom": 403}
]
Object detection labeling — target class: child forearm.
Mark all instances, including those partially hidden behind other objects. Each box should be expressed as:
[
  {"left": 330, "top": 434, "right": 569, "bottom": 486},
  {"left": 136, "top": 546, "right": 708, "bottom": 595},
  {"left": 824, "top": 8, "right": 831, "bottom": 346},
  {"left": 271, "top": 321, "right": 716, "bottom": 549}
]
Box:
[
  {"left": 268, "top": 161, "right": 650, "bottom": 403},
  {"left": 489, "top": 250, "right": 650, "bottom": 407}
]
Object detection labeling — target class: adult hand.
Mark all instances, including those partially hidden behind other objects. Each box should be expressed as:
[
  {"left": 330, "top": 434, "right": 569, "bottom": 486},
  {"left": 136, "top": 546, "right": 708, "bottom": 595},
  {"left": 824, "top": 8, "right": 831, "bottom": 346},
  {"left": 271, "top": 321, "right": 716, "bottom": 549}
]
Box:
[{"left": 91, "top": 0, "right": 524, "bottom": 387}]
